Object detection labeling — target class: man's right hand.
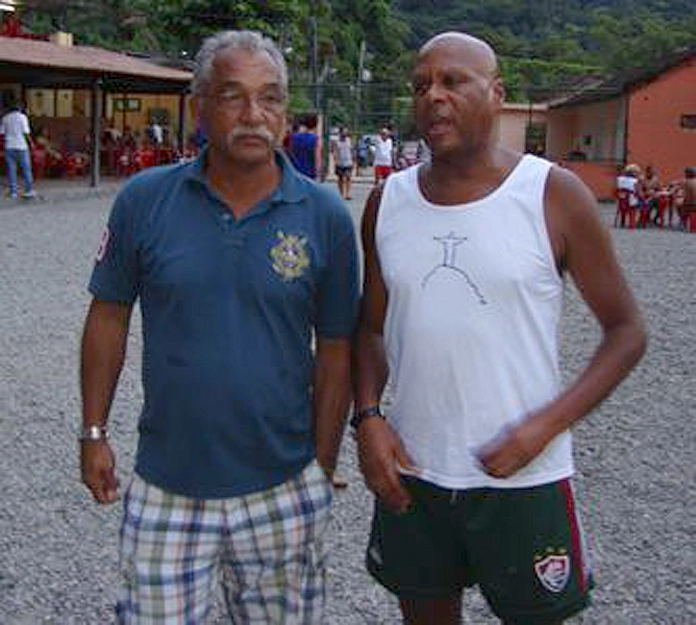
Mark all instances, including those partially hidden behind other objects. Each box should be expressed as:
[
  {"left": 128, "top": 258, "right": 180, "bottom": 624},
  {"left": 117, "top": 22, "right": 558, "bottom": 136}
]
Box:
[
  {"left": 80, "top": 441, "right": 120, "bottom": 504},
  {"left": 356, "top": 417, "right": 418, "bottom": 514}
]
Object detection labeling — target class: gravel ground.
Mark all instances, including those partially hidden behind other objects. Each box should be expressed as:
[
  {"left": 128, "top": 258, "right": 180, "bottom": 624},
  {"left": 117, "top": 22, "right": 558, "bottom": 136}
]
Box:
[{"left": 0, "top": 181, "right": 694, "bottom": 624}]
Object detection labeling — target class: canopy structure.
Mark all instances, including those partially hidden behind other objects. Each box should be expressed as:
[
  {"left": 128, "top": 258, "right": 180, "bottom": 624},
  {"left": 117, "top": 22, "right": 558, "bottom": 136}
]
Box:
[{"left": 0, "top": 34, "right": 193, "bottom": 185}]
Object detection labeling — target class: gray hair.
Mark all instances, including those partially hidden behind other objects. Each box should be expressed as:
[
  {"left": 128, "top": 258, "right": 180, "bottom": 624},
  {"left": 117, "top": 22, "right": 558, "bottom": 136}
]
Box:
[{"left": 192, "top": 30, "right": 288, "bottom": 97}]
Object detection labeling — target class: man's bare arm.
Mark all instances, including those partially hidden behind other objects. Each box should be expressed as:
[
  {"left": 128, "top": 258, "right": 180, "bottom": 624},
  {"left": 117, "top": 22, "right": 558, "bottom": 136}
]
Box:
[
  {"left": 354, "top": 187, "right": 389, "bottom": 407},
  {"left": 80, "top": 299, "right": 132, "bottom": 503},
  {"left": 354, "top": 187, "right": 416, "bottom": 512},
  {"left": 313, "top": 336, "right": 352, "bottom": 478},
  {"left": 480, "top": 166, "right": 647, "bottom": 477}
]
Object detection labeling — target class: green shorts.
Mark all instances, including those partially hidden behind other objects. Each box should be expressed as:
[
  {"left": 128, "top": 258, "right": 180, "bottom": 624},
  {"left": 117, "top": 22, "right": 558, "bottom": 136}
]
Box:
[{"left": 366, "top": 477, "right": 593, "bottom": 624}]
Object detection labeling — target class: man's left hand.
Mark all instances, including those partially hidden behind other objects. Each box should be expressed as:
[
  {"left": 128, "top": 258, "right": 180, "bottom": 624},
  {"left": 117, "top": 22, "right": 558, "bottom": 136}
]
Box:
[{"left": 477, "top": 414, "right": 555, "bottom": 479}]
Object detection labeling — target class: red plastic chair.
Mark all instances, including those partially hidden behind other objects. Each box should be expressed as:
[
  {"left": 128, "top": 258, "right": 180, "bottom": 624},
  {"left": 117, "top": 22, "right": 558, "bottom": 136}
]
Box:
[
  {"left": 31, "top": 146, "right": 47, "bottom": 179},
  {"left": 64, "top": 152, "right": 87, "bottom": 178},
  {"left": 637, "top": 199, "right": 651, "bottom": 229},
  {"left": 133, "top": 147, "right": 156, "bottom": 171},
  {"left": 615, "top": 190, "right": 637, "bottom": 229},
  {"left": 683, "top": 209, "right": 696, "bottom": 233},
  {"left": 116, "top": 150, "right": 135, "bottom": 177},
  {"left": 654, "top": 193, "right": 670, "bottom": 229},
  {"left": 156, "top": 146, "right": 175, "bottom": 165}
]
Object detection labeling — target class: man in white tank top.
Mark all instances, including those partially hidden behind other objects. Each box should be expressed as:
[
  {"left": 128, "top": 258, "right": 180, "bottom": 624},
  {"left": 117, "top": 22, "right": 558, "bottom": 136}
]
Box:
[{"left": 353, "top": 32, "right": 646, "bottom": 625}]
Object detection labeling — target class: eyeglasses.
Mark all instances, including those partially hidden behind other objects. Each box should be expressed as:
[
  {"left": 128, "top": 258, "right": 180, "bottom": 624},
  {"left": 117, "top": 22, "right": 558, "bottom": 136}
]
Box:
[{"left": 207, "top": 86, "right": 287, "bottom": 113}]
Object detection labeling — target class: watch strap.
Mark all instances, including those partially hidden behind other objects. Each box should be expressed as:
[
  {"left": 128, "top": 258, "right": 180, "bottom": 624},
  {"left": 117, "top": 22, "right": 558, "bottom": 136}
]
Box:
[{"left": 350, "top": 405, "right": 384, "bottom": 430}]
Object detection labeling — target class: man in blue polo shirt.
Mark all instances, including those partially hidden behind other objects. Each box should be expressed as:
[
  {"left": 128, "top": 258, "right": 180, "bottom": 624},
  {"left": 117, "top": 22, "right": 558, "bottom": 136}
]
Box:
[{"left": 79, "top": 30, "right": 358, "bottom": 623}]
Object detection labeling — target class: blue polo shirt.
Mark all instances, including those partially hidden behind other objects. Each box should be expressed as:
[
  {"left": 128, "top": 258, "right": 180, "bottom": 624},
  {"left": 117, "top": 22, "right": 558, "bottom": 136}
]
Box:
[{"left": 89, "top": 152, "right": 358, "bottom": 498}]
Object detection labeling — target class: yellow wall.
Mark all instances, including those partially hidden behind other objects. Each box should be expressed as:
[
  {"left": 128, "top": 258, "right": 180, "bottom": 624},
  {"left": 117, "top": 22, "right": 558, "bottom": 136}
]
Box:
[{"left": 24, "top": 87, "right": 195, "bottom": 149}]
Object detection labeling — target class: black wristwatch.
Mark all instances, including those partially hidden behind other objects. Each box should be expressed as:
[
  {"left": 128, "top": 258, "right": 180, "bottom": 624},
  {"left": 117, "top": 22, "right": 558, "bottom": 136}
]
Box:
[{"left": 350, "top": 405, "right": 384, "bottom": 430}]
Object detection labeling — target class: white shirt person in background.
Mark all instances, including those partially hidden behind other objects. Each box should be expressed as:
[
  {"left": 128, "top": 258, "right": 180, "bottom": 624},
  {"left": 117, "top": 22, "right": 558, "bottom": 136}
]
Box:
[
  {"left": 373, "top": 126, "right": 394, "bottom": 184},
  {"left": 1, "top": 98, "right": 36, "bottom": 200}
]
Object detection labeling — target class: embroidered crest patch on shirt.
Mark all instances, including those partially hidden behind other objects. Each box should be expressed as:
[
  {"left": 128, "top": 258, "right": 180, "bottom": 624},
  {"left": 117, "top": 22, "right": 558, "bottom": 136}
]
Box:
[{"left": 270, "top": 230, "right": 310, "bottom": 281}]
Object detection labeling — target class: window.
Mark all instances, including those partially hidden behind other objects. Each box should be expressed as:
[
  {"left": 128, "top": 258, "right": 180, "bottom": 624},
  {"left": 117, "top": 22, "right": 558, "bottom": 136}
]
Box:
[
  {"left": 114, "top": 98, "right": 141, "bottom": 113},
  {"left": 680, "top": 115, "right": 696, "bottom": 129}
]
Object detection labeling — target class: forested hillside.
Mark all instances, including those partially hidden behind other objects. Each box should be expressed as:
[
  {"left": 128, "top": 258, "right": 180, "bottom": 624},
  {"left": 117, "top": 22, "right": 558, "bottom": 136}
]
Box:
[
  {"left": 396, "top": 0, "right": 696, "bottom": 98},
  {"left": 12, "top": 0, "right": 696, "bottom": 122}
]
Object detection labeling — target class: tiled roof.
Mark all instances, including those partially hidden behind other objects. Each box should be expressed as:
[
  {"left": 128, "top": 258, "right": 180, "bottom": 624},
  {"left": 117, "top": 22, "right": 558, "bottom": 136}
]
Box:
[
  {"left": 550, "top": 45, "right": 696, "bottom": 108},
  {"left": 0, "top": 35, "right": 191, "bottom": 90}
]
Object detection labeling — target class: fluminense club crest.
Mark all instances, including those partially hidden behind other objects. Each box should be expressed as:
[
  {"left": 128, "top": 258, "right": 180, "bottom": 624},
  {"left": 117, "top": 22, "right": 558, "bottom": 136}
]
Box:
[
  {"left": 270, "top": 230, "right": 310, "bottom": 281},
  {"left": 534, "top": 550, "right": 571, "bottom": 594}
]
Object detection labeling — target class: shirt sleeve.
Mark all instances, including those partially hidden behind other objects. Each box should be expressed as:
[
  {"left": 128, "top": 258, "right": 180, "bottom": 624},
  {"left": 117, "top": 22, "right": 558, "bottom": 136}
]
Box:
[
  {"left": 22, "top": 115, "right": 30, "bottom": 135},
  {"left": 315, "top": 205, "right": 359, "bottom": 339},
  {"left": 88, "top": 189, "right": 141, "bottom": 304}
]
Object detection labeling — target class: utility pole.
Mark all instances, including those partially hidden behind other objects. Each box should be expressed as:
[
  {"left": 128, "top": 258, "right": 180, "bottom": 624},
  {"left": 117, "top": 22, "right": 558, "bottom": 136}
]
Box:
[
  {"left": 311, "top": 15, "right": 319, "bottom": 110},
  {"left": 353, "top": 39, "right": 366, "bottom": 133}
]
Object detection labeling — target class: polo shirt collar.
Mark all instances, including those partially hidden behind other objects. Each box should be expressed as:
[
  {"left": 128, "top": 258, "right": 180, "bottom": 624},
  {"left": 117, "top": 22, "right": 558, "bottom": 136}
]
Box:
[{"left": 185, "top": 147, "right": 307, "bottom": 206}]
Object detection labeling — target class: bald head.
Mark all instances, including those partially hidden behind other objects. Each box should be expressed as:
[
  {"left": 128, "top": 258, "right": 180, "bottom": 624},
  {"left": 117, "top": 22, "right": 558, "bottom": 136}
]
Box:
[
  {"left": 411, "top": 31, "right": 505, "bottom": 160},
  {"left": 418, "top": 32, "right": 499, "bottom": 78}
]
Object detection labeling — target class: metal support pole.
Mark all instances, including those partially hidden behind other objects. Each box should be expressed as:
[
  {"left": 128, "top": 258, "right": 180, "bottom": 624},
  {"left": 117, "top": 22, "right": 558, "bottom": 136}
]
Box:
[
  {"left": 121, "top": 92, "right": 127, "bottom": 132},
  {"left": 89, "top": 79, "right": 101, "bottom": 187},
  {"left": 177, "top": 91, "right": 187, "bottom": 153}
]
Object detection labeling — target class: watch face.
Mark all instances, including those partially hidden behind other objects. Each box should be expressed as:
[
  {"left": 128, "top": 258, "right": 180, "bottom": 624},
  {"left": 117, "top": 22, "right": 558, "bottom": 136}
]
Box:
[{"left": 80, "top": 425, "right": 108, "bottom": 441}]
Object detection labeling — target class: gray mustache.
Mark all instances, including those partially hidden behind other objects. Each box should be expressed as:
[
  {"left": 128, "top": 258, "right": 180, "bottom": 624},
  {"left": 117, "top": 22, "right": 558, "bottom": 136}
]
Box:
[{"left": 230, "top": 126, "right": 274, "bottom": 143}]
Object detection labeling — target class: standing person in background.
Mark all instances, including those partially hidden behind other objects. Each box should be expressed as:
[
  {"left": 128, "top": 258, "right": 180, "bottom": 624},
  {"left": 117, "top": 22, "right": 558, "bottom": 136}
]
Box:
[
  {"left": 373, "top": 126, "right": 394, "bottom": 184},
  {"left": 682, "top": 166, "right": 696, "bottom": 205},
  {"left": 615, "top": 163, "right": 643, "bottom": 227},
  {"left": 354, "top": 31, "right": 646, "bottom": 624},
  {"left": 1, "top": 97, "right": 36, "bottom": 200},
  {"left": 356, "top": 135, "right": 368, "bottom": 176},
  {"left": 642, "top": 165, "right": 661, "bottom": 225},
  {"left": 643, "top": 165, "right": 660, "bottom": 200},
  {"left": 332, "top": 126, "right": 355, "bottom": 200},
  {"left": 680, "top": 166, "right": 696, "bottom": 231},
  {"left": 288, "top": 112, "right": 323, "bottom": 180},
  {"left": 616, "top": 163, "right": 643, "bottom": 204},
  {"left": 79, "top": 29, "right": 358, "bottom": 623},
  {"left": 149, "top": 119, "right": 164, "bottom": 146}
]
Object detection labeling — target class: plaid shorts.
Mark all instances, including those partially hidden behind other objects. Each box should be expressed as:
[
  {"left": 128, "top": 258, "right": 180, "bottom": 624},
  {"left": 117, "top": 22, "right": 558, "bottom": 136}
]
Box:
[{"left": 116, "top": 460, "right": 333, "bottom": 624}]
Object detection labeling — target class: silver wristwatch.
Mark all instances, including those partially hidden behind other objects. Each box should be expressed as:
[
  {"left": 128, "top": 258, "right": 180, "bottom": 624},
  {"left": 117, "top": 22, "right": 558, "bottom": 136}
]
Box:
[{"left": 78, "top": 425, "right": 109, "bottom": 442}]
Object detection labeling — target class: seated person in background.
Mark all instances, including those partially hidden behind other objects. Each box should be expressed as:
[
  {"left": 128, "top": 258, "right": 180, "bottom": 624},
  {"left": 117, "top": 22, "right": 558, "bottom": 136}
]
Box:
[
  {"left": 34, "top": 127, "right": 64, "bottom": 176},
  {"left": 120, "top": 126, "right": 137, "bottom": 152},
  {"left": 681, "top": 167, "right": 696, "bottom": 228},
  {"left": 666, "top": 179, "right": 683, "bottom": 225},
  {"left": 616, "top": 164, "right": 643, "bottom": 207},
  {"left": 103, "top": 120, "right": 121, "bottom": 144}
]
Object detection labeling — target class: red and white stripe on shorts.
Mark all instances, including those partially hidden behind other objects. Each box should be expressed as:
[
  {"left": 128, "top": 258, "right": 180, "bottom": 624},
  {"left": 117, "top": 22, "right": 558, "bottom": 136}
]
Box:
[{"left": 559, "top": 478, "right": 592, "bottom": 594}]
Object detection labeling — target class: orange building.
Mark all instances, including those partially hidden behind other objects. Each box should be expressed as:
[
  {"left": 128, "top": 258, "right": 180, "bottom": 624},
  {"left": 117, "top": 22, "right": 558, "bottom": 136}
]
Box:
[
  {"left": 498, "top": 102, "right": 547, "bottom": 154},
  {"left": 546, "top": 47, "right": 696, "bottom": 200}
]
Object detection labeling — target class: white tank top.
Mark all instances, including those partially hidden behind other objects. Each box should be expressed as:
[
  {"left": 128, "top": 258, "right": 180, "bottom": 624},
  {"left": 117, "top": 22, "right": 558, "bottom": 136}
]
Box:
[{"left": 376, "top": 154, "right": 573, "bottom": 489}]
